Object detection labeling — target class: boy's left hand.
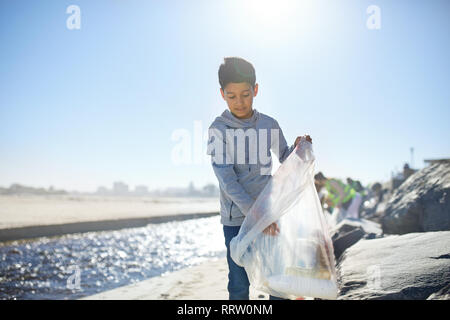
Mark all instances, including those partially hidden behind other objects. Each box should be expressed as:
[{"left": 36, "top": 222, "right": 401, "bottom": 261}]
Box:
[
  {"left": 263, "top": 222, "right": 280, "bottom": 236},
  {"left": 294, "top": 135, "right": 312, "bottom": 147}
]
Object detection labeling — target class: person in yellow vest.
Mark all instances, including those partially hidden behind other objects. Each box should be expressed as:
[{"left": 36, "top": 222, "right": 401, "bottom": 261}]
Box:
[
  {"left": 346, "top": 177, "right": 367, "bottom": 197},
  {"left": 314, "top": 172, "right": 362, "bottom": 220}
]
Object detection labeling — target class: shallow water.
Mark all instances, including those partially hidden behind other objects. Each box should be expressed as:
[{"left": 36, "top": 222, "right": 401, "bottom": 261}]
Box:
[{"left": 0, "top": 216, "right": 226, "bottom": 300}]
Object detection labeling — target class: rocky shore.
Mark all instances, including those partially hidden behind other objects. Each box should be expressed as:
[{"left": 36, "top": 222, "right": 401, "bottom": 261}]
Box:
[{"left": 332, "top": 161, "right": 450, "bottom": 299}]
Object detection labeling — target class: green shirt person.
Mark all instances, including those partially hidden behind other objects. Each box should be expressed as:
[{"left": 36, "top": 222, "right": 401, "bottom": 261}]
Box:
[{"left": 315, "top": 173, "right": 356, "bottom": 210}]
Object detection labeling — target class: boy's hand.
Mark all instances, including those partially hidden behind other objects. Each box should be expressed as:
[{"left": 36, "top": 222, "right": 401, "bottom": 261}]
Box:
[
  {"left": 263, "top": 222, "right": 280, "bottom": 236},
  {"left": 294, "top": 135, "right": 312, "bottom": 147}
]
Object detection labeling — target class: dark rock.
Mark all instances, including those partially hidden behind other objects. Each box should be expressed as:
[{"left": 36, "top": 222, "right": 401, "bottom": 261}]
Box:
[
  {"left": 330, "top": 218, "right": 383, "bottom": 260},
  {"left": 333, "top": 228, "right": 365, "bottom": 260},
  {"left": 331, "top": 218, "right": 383, "bottom": 238},
  {"left": 427, "top": 283, "right": 450, "bottom": 300},
  {"left": 337, "top": 231, "right": 450, "bottom": 300},
  {"left": 381, "top": 162, "right": 450, "bottom": 234}
]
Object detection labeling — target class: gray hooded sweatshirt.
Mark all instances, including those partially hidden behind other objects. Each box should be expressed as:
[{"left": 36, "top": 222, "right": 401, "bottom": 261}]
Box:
[{"left": 207, "top": 108, "right": 294, "bottom": 226}]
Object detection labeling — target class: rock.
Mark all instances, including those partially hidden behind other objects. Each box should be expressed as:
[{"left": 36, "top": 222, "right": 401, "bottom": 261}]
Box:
[
  {"left": 330, "top": 218, "right": 383, "bottom": 260},
  {"left": 333, "top": 228, "right": 365, "bottom": 260},
  {"left": 427, "top": 283, "right": 450, "bottom": 300},
  {"left": 331, "top": 218, "right": 383, "bottom": 238},
  {"left": 337, "top": 231, "right": 450, "bottom": 300},
  {"left": 381, "top": 162, "right": 450, "bottom": 234},
  {"left": 361, "top": 194, "right": 391, "bottom": 223}
]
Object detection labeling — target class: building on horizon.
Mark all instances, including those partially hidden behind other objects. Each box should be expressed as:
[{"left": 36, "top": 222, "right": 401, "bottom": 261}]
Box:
[
  {"left": 113, "top": 181, "right": 129, "bottom": 195},
  {"left": 134, "top": 185, "right": 149, "bottom": 195}
]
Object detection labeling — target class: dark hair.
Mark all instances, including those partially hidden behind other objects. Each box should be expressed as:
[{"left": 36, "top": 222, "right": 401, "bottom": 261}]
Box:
[
  {"left": 314, "top": 172, "right": 326, "bottom": 181},
  {"left": 218, "top": 57, "right": 256, "bottom": 90}
]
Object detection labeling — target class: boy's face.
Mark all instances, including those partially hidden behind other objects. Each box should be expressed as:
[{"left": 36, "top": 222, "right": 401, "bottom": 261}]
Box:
[{"left": 220, "top": 82, "right": 258, "bottom": 119}]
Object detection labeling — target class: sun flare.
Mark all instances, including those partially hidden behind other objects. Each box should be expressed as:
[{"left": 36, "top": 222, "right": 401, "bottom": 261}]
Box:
[
  {"left": 243, "top": 0, "right": 299, "bottom": 24},
  {"left": 230, "top": 0, "right": 316, "bottom": 45}
]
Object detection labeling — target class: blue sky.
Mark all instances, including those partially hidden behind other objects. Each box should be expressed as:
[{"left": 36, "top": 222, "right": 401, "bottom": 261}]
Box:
[{"left": 1, "top": 0, "right": 449, "bottom": 192}]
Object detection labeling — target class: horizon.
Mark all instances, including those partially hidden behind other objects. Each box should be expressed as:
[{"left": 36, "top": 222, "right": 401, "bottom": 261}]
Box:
[
  {"left": 1, "top": 0, "right": 449, "bottom": 193},
  {"left": 0, "top": 180, "right": 218, "bottom": 194}
]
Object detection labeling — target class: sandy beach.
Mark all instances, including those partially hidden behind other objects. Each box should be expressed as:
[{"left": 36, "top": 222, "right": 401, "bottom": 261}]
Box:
[
  {"left": 0, "top": 195, "right": 219, "bottom": 229},
  {"left": 0, "top": 195, "right": 219, "bottom": 241},
  {"left": 80, "top": 257, "right": 270, "bottom": 300}
]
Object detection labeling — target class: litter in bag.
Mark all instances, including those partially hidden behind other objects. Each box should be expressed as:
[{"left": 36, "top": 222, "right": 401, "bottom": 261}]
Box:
[{"left": 230, "top": 138, "right": 338, "bottom": 300}]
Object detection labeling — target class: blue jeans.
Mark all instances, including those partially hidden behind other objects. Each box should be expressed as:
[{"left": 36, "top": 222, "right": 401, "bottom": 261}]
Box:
[
  {"left": 223, "top": 225, "right": 250, "bottom": 300},
  {"left": 223, "top": 225, "right": 287, "bottom": 300}
]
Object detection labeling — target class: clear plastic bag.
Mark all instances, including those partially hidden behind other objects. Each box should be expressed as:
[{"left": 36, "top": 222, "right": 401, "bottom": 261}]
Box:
[{"left": 230, "top": 138, "right": 338, "bottom": 299}]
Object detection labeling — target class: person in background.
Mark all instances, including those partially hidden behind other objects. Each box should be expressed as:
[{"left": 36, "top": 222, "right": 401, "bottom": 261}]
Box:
[
  {"left": 315, "top": 172, "right": 328, "bottom": 208},
  {"left": 315, "top": 173, "right": 362, "bottom": 220},
  {"left": 346, "top": 177, "right": 364, "bottom": 194}
]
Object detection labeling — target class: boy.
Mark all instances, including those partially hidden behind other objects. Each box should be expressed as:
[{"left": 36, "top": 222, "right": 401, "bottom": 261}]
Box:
[{"left": 206, "top": 57, "right": 312, "bottom": 300}]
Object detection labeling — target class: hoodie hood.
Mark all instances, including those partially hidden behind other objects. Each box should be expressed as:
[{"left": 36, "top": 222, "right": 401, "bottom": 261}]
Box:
[{"left": 214, "top": 108, "right": 260, "bottom": 129}]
